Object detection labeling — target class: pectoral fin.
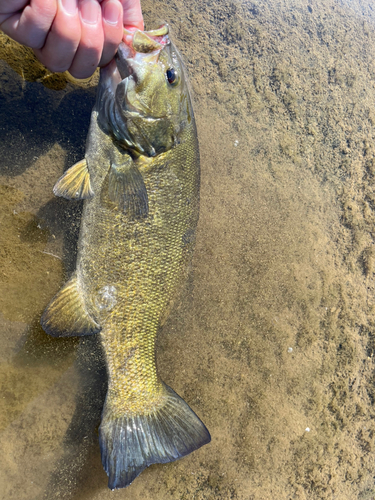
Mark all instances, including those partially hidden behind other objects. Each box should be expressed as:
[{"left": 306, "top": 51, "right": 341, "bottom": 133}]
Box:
[
  {"left": 108, "top": 157, "right": 149, "bottom": 218},
  {"left": 41, "top": 273, "right": 100, "bottom": 337},
  {"left": 53, "top": 159, "right": 94, "bottom": 200}
]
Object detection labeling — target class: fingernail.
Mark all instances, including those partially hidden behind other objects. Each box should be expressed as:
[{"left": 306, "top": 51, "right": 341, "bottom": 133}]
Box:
[
  {"left": 103, "top": 0, "right": 120, "bottom": 25},
  {"left": 80, "top": 0, "right": 100, "bottom": 24},
  {"left": 61, "top": 0, "right": 78, "bottom": 15}
]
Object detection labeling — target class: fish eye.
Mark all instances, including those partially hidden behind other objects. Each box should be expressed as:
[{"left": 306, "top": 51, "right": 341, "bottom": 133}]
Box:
[{"left": 166, "top": 67, "right": 178, "bottom": 86}]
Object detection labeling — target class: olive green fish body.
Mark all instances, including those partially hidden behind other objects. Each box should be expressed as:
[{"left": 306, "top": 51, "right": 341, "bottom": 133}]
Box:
[
  {"left": 79, "top": 115, "right": 199, "bottom": 416},
  {"left": 41, "top": 27, "right": 210, "bottom": 490}
]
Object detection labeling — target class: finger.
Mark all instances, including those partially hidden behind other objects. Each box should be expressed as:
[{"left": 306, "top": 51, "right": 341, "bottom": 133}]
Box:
[
  {"left": 121, "top": 0, "right": 143, "bottom": 31},
  {"left": 68, "top": 0, "right": 104, "bottom": 78},
  {"left": 0, "top": 0, "right": 28, "bottom": 18},
  {"left": 0, "top": 0, "right": 57, "bottom": 49},
  {"left": 34, "top": 0, "right": 81, "bottom": 74},
  {"left": 99, "top": 0, "right": 123, "bottom": 67}
]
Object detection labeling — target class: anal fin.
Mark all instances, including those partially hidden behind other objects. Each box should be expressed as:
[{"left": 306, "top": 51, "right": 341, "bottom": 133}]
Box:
[
  {"left": 108, "top": 156, "right": 148, "bottom": 219},
  {"left": 53, "top": 159, "right": 94, "bottom": 200},
  {"left": 41, "top": 273, "right": 100, "bottom": 337}
]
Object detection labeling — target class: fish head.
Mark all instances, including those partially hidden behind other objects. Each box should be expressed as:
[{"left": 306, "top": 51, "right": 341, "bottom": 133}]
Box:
[
  {"left": 97, "top": 26, "right": 193, "bottom": 157},
  {"left": 115, "top": 27, "right": 192, "bottom": 156}
]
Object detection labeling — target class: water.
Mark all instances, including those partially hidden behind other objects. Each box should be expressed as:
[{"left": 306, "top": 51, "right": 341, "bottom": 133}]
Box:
[{"left": 1, "top": 0, "right": 375, "bottom": 498}]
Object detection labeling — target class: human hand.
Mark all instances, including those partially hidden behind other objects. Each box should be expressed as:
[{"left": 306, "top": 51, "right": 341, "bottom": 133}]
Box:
[{"left": 0, "top": 0, "right": 144, "bottom": 79}]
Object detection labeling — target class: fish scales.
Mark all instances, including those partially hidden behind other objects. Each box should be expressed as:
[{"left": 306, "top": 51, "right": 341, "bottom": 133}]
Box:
[
  {"left": 41, "top": 26, "right": 210, "bottom": 490},
  {"left": 81, "top": 117, "right": 199, "bottom": 415}
]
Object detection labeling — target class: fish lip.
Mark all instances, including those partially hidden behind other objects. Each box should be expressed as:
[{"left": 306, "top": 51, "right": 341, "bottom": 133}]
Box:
[
  {"left": 116, "top": 25, "right": 170, "bottom": 80},
  {"left": 123, "top": 25, "right": 170, "bottom": 51},
  {"left": 123, "top": 24, "right": 169, "bottom": 39}
]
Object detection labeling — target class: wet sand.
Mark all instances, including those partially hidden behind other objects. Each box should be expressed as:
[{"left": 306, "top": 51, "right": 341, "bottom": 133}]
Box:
[{"left": 1, "top": 1, "right": 375, "bottom": 499}]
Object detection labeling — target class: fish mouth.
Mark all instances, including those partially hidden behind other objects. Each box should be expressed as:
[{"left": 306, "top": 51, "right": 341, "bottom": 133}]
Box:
[
  {"left": 114, "top": 25, "right": 171, "bottom": 119},
  {"left": 123, "top": 24, "right": 170, "bottom": 53},
  {"left": 115, "top": 25, "right": 170, "bottom": 80}
]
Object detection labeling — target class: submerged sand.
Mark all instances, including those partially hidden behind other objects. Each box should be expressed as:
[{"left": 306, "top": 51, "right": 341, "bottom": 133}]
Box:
[{"left": 1, "top": 0, "right": 375, "bottom": 499}]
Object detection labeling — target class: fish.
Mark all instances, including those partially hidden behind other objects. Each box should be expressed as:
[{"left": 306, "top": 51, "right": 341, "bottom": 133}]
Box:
[{"left": 40, "top": 25, "right": 211, "bottom": 490}]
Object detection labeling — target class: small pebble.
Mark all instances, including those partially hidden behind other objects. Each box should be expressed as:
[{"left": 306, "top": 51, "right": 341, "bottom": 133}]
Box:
[
  {"left": 234, "top": 139, "right": 239, "bottom": 146},
  {"left": 305, "top": 427, "right": 310, "bottom": 432},
  {"left": 288, "top": 347, "right": 293, "bottom": 353}
]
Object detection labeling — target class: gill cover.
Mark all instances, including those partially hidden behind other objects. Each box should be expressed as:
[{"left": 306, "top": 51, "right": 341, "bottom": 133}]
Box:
[{"left": 97, "top": 28, "right": 192, "bottom": 157}]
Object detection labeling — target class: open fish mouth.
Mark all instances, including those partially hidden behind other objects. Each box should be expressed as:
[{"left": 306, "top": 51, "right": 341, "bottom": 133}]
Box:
[
  {"left": 123, "top": 24, "right": 170, "bottom": 52},
  {"left": 115, "top": 24, "right": 170, "bottom": 80}
]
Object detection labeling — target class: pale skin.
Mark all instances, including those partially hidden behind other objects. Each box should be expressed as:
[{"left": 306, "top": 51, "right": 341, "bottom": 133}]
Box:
[{"left": 0, "top": 0, "right": 144, "bottom": 79}]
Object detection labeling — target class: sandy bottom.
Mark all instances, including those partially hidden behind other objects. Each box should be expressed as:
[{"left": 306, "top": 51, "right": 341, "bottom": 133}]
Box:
[{"left": 1, "top": 0, "right": 375, "bottom": 499}]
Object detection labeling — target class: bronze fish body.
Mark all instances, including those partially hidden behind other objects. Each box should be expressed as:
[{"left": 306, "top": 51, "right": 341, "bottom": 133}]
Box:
[{"left": 41, "top": 26, "right": 210, "bottom": 490}]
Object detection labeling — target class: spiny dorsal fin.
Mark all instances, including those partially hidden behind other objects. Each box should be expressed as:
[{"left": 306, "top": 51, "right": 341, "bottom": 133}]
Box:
[
  {"left": 41, "top": 273, "right": 100, "bottom": 337},
  {"left": 53, "top": 158, "right": 94, "bottom": 200},
  {"left": 108, "top": 157, "right": 149, "bottom": 219}
]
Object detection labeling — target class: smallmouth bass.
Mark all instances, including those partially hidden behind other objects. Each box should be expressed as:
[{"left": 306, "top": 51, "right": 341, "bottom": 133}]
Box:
[{"left": 41, "top": 26, "right": 210, "bottom": 490}]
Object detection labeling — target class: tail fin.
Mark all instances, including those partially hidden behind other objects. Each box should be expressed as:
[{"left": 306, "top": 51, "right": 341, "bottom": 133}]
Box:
[{"left": 99, "top": 383, "right": 211, "bottom": 490}]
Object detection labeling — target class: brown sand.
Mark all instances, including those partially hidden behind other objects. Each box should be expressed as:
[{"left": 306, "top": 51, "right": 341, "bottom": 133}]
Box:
[{"left": 1, "top": 1, "right": 375, "bottom": 499}]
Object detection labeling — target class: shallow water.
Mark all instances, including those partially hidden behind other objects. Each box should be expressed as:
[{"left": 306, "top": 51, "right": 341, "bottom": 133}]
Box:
[{"left": 1, "top": 0, "right": 375, "bottom": 499}]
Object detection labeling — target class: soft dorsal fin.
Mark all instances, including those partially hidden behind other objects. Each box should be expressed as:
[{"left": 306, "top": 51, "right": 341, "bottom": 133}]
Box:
[
  {"left": 41, "top": 273, "right": 100, "bottom": 337},
  {"left": 108, "top": 156, "right": 149, "bottom": 219},
  {"left": 53, "top": 158, "right": 94, "bottom": 200}
]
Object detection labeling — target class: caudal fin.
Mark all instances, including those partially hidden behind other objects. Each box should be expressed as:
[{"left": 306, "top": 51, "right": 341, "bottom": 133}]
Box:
[{"left": 99, "top": 383, "right": 211, "bottom": 490}]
